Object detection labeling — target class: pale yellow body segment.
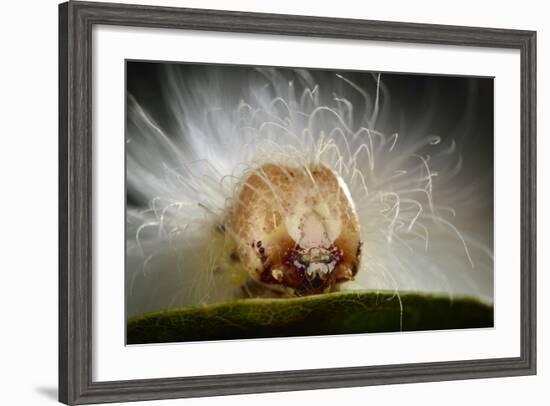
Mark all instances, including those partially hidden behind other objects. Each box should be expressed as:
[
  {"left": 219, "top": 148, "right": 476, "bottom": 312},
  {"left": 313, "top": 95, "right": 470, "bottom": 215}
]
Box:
[{"left": 228, "top": 163, "right": 362, "bottom": 295}]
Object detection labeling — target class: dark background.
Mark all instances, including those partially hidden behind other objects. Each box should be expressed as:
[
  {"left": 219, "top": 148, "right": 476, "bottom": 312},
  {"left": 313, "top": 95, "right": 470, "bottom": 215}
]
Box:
[{"left": 126, "top": 61, "right": 494, "bottom": 240}]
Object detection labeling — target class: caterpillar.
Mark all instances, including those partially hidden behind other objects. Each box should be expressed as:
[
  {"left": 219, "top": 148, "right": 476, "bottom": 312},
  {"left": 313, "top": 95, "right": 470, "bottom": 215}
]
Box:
[{"left": 229, "top": 163, "right": 361, "bottom": 295}]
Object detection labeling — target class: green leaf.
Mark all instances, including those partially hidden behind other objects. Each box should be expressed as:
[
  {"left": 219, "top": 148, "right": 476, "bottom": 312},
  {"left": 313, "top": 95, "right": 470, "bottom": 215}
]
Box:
[{"left": 127, "top": 291, "right": 493, "bottom": 344}]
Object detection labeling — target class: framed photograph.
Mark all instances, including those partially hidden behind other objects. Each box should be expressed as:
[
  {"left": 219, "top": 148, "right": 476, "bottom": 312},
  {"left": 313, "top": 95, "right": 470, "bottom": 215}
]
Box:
[{"left": 59, "top": 1, "right": 536, "bottom": 404}]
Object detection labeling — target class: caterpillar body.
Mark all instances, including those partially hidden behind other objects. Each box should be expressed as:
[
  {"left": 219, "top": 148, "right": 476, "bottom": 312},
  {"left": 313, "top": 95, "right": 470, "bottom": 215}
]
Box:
[{"left": 229, "top": 163, "right": 361, "bottom": 295}]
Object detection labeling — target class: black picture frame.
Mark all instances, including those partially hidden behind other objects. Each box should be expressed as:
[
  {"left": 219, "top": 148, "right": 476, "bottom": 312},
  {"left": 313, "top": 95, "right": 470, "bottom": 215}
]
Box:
[{"left": 59, "top": 1, "right": 537, "bottom": 404}]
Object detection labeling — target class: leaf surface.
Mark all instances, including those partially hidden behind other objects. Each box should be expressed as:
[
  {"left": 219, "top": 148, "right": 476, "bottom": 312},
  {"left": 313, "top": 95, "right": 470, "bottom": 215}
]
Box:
[{"left": 127, "top": 291, "right": 493, "bottom": 344}]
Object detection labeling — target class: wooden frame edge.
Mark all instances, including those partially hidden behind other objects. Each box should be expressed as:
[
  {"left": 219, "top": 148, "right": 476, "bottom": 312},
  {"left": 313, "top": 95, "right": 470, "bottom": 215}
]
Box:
[{"left": 59, "top": 1, "right": 537, "bottom": 404}]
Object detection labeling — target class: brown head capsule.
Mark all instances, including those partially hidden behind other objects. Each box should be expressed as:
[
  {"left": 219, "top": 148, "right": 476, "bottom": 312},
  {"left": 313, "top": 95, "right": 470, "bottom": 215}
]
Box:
[{"left": 228, "top": 163, "right": 361, "bottom": 295}]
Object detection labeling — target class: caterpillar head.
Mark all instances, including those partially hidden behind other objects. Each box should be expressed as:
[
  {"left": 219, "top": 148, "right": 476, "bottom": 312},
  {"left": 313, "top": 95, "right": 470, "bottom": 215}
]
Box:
[{"left": 229, "top": 163, "right": 362, "bottom": 295}]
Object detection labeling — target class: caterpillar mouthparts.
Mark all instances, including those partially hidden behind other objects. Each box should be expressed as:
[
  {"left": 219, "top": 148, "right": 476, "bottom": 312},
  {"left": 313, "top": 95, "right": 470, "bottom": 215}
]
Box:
[{"left": 228, "top": 163, "right": 362, "bottom": 295}]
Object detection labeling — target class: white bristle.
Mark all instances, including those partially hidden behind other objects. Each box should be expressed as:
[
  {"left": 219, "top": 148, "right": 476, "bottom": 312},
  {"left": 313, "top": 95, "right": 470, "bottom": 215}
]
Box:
[{"left": 126, "top": 67, "right": 493, "bottom": 318}]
